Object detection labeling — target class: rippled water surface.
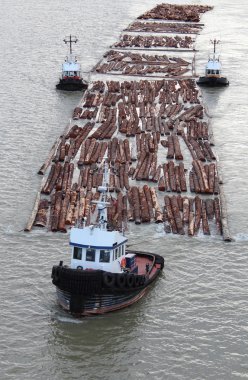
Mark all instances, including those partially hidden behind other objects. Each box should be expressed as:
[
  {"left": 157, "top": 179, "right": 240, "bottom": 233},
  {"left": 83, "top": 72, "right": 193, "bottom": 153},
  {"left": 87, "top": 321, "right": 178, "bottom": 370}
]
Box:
[{"left": 1, "top": 1, "right": 248, "bottom": 379}]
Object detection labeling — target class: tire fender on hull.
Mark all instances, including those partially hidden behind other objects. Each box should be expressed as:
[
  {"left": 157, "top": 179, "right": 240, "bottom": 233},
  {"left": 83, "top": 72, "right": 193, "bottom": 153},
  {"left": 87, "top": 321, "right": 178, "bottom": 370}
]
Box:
[{"left": 103, "top": 272, "right": 115, "bottom": 288}]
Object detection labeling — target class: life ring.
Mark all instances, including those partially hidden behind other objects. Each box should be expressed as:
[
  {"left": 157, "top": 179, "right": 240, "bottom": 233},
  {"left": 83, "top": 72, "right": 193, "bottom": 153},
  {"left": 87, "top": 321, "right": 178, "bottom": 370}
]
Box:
[
  {"left": 77, "top": 266, "right": 83, "bottom": 270},
  {"left": 120, "top": 257, "right": 126, "bottom": 269},
  {"left": 103, "top": 272, "right": 115, "bottom": 288},
  {"left": 116, "top": 274, "right": 126, "bottom": 289},
  {"left": 126, "top": 274, "right": 135, "bottom": 288}
]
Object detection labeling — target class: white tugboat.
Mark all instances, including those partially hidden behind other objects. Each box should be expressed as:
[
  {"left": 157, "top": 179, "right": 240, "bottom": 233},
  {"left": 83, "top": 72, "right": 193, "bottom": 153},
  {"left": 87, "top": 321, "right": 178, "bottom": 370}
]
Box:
[
  {"left": 197, "top": 39, "right": 229, "bottom": 87},
  {"left": 56, "top": 35, "right": 88, "bottom": 91},
  {"left": 51, "top": 160, "right": 164, "bottom": 316}
]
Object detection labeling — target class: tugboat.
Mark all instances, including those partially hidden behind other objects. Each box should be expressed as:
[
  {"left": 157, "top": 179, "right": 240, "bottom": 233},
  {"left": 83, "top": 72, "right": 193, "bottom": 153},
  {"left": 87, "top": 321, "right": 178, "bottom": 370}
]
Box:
[
  {"left": 197, "top": 39, "right": 229, "bottom": 87},
  {"left": 51, "top": 160, "right": 164, "bottom": 316},
  {"left": 56, "top": 35, "right": 88, "bottom": 91}
]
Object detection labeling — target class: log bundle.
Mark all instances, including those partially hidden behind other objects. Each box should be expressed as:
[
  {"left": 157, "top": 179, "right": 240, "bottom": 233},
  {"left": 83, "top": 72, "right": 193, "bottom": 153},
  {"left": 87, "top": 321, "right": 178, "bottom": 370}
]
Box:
[
  {"left": 138, "top": 4, "right": 213, "bottom": 22},
  {"left": 189, "top": 160, "right": 219, "bottom": 194},
  {"left": 95, "top": 51, "right": 191, "bottom": 77},
  {"left": 114, "top": 35, "right": 194, "bottom": 49},
  {"left": 163, "top": 195, "right": 221, "bottom": 236},
  {"left": 125, "top": 21, "right": 203, "bottom": 34}
]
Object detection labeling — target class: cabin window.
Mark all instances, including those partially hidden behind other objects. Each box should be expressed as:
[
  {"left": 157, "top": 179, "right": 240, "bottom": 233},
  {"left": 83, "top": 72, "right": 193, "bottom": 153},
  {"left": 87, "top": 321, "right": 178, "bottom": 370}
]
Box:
[
  {"left": 207, "top": 70, "right": 211, "bottom": 74},
  {"left": 99, "top": 250, "right": 110, "bottom": 263},
  {"left": 122, "top": 245, "right": 124, "bottom": 256},
  {"left": 114, "top": 248, "right": 118, "bottom": 260},
  {"left": 216, "top": 70, "right": 220, "bottom": 74},
  {"left": 86, "top": 248, "right": 95, "bottom": 262},
  {"left": 73, "top": 247, "right": 82, "bottom": 260}
]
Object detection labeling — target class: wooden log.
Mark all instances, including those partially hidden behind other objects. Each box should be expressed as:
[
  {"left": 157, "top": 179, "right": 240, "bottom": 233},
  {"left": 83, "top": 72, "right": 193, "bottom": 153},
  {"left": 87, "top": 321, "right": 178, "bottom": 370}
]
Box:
[
  {"left": 208, "top": 163, "right": 215, "bottom": 194},
  {"left": 143, "top": 185, "right": 154, "bottom": 220},
  {"left": 205, "top": 199, "right": 215, "bottom": 220},
  {"left": 162, "top": 163, "right": 170, "bottom": 191},
  {"left": 132, "top": 151, "right": 146, "bottom": 180},
  {"left": 172, "top": 134, "right": 183, "bottom": 160},
  {"left": 132, "top": 186, "right": 141, "bottom": 224},
  {"left": 33, "top": 199, "right": 49, "bottom": 228},
  {"left": 164, "top": 195, "right": 177, "bottom": 233},
  {"left": 65, "top": 190, "right": 76, "bottom": 225},
  {"left": 123, "top": 163, "right": 130, "bottom": 190},
  {"left": 214, "top": 197, "right": 222, "bottom": 234},
  {"left": 78, "top": 189, "right": 86, "bottom": 221},
  {"left": 174, "top": 165, "right": 181, "bottom": 193},
  {"left": 170, "top": 195, "right": 184, "bottom": 234},
  {"left": 189, "top": 170, "right": 195, "bottom": 192},
  {"left": 214, "top": 176, "right": 220, "bottom": 195},
  {"left": 192, "top": 161, "right": 206, "bottom": 193},
  {"left": 178, "top": 162, "right": 187, "bottom": 192},
  {"left": 202, "top": 200, "right": 210, "bottom": 235},
  {"left": 138, "top": 187, "right": 150, "bottom": 222},
  {"left": 58, "top": 190, "right": 70, "bottom": 232},
  {"left": 182, "top": 197, "right": 189, "bottom": 223},
  {"left": 158, "top": 176, "right": 166, "bottom": 191},
  {"left": 150, "top": 187, "right": 163, "bottom": 223},
  {"left": 194, "top": 196, "right": 202, "bottom": 234},
  {"left": 167, "top": 135, "right": 175, "bottom": 159},
  {"left": 168, "top": 161, "right": 176, "bottom": 192},
  {"left": 51, "top": 191, "right": 63, "bottom": 232},
  {"left": 163, "top": 207, "right": 171, "bottom": 233},
  {"left": 188, "top": 211, "right": 194, "bottom": 236},
  {"left": 38, "top": 136, "right": 61, "bottom": 175},
  {"left": 152, "top": 164, "right": 161, "bottom": 183},
  {"left": 127, "top": 189, "right": 134, "bottom": 222},
  {"left": 66, "top": 163, "right": 74, "bottom": 191}
]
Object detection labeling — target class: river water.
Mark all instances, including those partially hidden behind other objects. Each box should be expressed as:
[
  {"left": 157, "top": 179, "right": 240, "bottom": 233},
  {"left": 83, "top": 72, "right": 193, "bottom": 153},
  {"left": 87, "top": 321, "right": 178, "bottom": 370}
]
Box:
[{"left": 1, "top": 0, "right": 248, "bottom": 379}]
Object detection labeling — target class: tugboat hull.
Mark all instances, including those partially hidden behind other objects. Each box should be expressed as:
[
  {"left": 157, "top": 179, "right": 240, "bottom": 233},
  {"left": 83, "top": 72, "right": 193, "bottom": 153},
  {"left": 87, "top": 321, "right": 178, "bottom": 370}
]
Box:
[
  {"left": 56, "top": 78, "right": 88, "bottom": 91},
  {"left": 197, "top": 76, "right": 229, "bottom": 87},
  {"left": 51, "top": 251, "right": 164, "bottom": 316}
]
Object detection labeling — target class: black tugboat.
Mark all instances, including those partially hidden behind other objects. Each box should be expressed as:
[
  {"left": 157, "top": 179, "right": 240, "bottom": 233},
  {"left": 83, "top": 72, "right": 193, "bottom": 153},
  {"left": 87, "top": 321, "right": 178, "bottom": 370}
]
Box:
[
  {"left": 56, "top": 35, "right": 88, "bottom": 91},
  {"left": 197, "top": 39, "right": 229, "bottom": 87},
  {"left": 51, "top": 160, "right": 164, "bottom": 316}
]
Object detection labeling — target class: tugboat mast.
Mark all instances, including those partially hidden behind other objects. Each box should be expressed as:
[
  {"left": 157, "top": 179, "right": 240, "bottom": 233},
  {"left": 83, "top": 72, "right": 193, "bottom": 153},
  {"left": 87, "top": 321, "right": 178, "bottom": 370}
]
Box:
[
  {"left": 211, "top": 38, "right": 220, "bottom": 60},
  {"left": 63, "top": 35, "right": 78, "bottom": 55}
]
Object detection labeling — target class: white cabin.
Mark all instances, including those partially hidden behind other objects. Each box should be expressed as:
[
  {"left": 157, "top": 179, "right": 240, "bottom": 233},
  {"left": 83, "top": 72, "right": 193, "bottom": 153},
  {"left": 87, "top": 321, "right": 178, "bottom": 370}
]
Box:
[
  {"left": 70, "top": 226, "right": 128, "bottom": 273},
  {"left": 205, "top": 57, "right": 222, "bottom": 77},
  {"left": 62, "top": 60, "right": 81, "bottom": 79}
]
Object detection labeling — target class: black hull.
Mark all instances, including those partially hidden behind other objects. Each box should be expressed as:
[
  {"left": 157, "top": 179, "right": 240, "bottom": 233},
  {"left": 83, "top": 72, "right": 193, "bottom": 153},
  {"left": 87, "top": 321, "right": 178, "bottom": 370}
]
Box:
[
  {"left": 51, "top": 251, "right": 164, "bottom": 316},
  {"left": 197, "top": 76, "right": 229, "bottom": 87},
  {"left": 56, "top": 79, "right": 88, "bottom": 91}
]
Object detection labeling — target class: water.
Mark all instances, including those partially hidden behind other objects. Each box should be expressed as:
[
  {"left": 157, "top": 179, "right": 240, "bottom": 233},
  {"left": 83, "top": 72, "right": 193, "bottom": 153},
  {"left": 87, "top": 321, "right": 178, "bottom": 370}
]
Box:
[{"left": 1, "top": 0, "right": 248, "bottom": 379}]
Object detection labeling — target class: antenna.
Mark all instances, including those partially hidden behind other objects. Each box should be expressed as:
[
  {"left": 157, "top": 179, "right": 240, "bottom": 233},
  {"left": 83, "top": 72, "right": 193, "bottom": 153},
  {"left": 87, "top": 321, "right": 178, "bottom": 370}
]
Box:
[
  {"left": 63, "top": 35, "right": 78, "bottom": 55},
  {"left": 210, "top": 38, "right": 220, "bottom": 57}
]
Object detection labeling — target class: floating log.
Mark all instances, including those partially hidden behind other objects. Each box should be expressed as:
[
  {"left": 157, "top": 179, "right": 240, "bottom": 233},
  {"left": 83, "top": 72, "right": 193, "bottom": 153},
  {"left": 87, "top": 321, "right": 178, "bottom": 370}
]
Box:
[
  {"left": 131, "top": 186, "right": 141, "bottom": 224},
  {"left": 138, "top": 187, "right": 150, "bottom": 222},
  {"left": 164, "top": 195, "right": 177, "bottom": 233},
  {"left": 194, "top": 196, "right": 202, "bottom": 234},
  {"left": 34, "top": 199, "right": 49, "bottom": 228},
  {"left": 25, "top": 191, "right": 42, "bottom": 232},
  {"left": 150, "top": 187, "right": 163, "bottom": 223},
  {"left": 170, "top": 195, "right": 184, "bottom": 234},
  {"left": 38, "top": 137, "right": 61, "bottom": 175},
  {"left": 202, "top": 200, "right": 210, "bottom": 235}
]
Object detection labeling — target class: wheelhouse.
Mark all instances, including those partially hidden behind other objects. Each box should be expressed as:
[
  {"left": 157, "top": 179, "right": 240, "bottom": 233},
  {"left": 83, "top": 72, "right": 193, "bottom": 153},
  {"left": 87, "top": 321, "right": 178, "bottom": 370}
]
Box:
[
  {"left": 70, "top": 226, "right": 128, "bottom": 273},
  {"left": 205, "top": 58, "right": 222, "bottom": 77},
  {"left": 62, "top": 61, "right": 81, "bottom": 79}
]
